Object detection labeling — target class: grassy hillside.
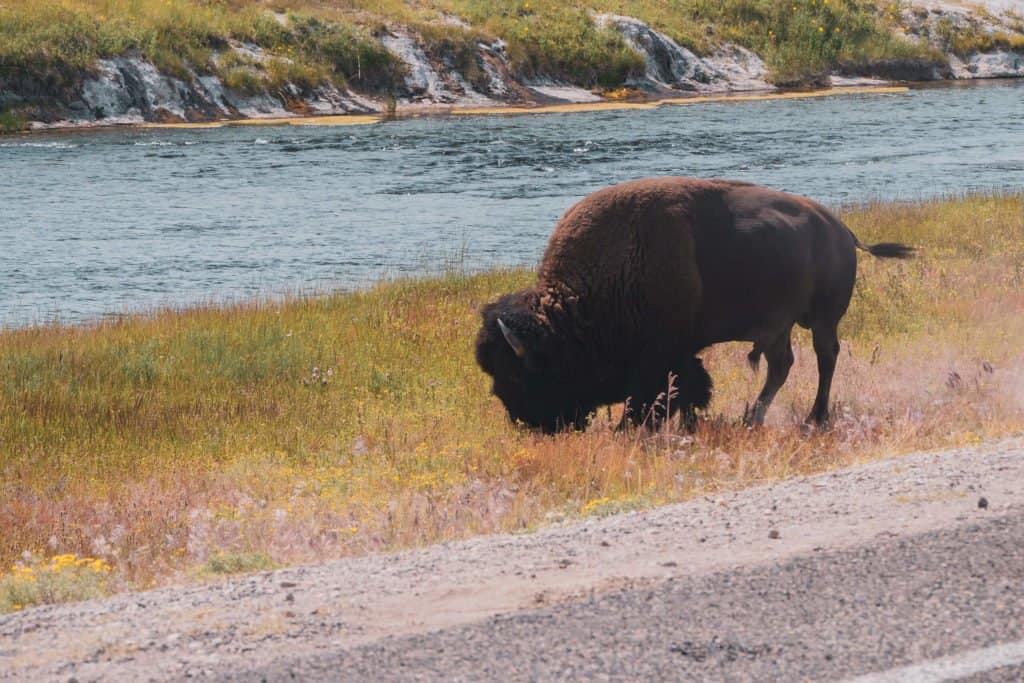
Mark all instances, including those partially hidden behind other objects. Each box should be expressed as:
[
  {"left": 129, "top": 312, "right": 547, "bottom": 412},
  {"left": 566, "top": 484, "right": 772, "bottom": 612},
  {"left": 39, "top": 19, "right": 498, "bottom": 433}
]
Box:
[
  {"left": 0, "top": 0, "right": 935, "bottom": 113},
  {"left": 2, "top": 192, "right": 1023, "bottom": 609}
]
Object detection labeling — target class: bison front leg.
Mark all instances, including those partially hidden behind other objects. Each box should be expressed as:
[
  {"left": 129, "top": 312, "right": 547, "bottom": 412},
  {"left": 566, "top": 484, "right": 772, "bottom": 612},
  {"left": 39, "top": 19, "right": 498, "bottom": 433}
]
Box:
[
  {"left": 621, "top": 358, "right": 711, "bottom": 432},
  {"left": 677, "top": 356, "right": 712, "bottom": 432},
  {"left": 744, "top": 328, "right": 794, "bottom": 426}
]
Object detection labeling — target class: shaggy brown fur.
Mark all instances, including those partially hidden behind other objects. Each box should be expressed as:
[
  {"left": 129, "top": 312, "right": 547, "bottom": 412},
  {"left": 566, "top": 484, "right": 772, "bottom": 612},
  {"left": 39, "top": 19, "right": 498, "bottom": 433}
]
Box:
[{"left": 476, "top": 177, "right": 913, "bottom": 433}]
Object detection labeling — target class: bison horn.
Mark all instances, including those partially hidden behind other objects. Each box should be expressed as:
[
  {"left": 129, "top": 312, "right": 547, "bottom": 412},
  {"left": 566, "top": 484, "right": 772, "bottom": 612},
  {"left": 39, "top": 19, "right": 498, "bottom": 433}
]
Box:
[{"left": 496, "top": 318, "right": 527, "bottom": 359}]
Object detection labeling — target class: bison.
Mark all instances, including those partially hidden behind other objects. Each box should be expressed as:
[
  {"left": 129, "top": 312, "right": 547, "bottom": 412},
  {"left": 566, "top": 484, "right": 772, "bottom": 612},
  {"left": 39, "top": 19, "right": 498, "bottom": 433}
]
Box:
[{"left": 475, "top": 177, "right": 913, "bottom": 433}]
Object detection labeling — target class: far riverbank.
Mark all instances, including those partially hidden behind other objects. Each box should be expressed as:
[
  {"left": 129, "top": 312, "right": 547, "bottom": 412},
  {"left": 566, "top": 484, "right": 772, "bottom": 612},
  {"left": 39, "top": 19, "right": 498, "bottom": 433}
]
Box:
[{"left": 2, "top": 1, "right": 1023, "bottom": 133}]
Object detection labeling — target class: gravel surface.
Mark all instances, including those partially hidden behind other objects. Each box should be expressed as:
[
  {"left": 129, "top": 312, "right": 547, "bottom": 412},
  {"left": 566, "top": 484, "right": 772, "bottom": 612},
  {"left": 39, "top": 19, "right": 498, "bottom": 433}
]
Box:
[
  {"left": 247, "top": 511, "right": 1024, "bottom": 681},
  {"left": 919, "top": 0, "right": 1022, "bottom": 14},
  {"left": 1, "top": 436, "right": 1022, "bottom": 681}
]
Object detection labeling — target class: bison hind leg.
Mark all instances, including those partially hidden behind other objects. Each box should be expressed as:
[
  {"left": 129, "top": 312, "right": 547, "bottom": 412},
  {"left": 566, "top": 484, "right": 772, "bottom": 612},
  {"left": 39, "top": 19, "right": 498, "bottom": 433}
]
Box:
[{"left": 677, "top": 356, "right": 713, "bottom": 432}]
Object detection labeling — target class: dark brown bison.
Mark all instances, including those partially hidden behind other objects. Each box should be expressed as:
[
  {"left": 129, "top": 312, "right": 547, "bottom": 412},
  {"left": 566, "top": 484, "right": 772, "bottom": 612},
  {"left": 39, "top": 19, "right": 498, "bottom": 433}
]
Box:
[{"left": 475, "top": 177, "right": 913, "bottom": 433}]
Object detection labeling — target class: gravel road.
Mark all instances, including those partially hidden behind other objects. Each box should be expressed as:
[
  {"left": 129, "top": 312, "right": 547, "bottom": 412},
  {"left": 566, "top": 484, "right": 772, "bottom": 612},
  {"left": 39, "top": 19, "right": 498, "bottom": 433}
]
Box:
[
  {"left": 243, "top": 509, "right": 1024, "bottom": 681},
  {"left": 2, "top": 436, "right": 1022, "bottom": 681}
]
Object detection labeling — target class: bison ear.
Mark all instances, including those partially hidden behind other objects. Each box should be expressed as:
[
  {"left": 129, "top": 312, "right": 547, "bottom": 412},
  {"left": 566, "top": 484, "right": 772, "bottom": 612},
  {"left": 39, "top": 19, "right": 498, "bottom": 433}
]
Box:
[{"left": 496, "top": 318, "right": 527, "bottom": 359}]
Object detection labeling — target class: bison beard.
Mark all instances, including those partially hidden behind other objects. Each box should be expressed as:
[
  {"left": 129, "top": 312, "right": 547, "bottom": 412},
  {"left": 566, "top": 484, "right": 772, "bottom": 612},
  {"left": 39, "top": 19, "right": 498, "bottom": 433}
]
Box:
[{"left": 475, "top": 177, "right": 913, "bottom": 433}]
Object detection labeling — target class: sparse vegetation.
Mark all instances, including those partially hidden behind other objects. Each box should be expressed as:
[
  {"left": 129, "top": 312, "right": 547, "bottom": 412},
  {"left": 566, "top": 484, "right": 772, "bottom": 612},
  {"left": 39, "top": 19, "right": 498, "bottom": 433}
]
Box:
[
  {"left": 1, "top": 193, "right": 1021, "bottom": 608},
  {"left": 438, "top": 0, "right": 645, "bottom": 87},
  {"left": 413, "top": 22, "right": 495, "bottom": 92},
  {"left": 931, "top": 16, "right": 1024, "bottom": 57},
  {"left": 590, "top": 0, "right": 937, "bottom": 84}
]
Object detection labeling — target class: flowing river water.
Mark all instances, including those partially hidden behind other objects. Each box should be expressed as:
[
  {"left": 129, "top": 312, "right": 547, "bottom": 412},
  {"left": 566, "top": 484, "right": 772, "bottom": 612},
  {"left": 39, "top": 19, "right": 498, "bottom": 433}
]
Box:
[{"left": 1, "top": 81, "right": 1022, "bottom": 327}]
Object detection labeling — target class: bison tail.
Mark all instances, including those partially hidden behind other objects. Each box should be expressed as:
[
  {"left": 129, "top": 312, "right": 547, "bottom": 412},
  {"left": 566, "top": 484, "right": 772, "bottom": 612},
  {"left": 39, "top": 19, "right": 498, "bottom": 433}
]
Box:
[
  {"left": 747, "top": 347, "right": 761, "bottom": 372},
  {"left": 855, "top": 239, "right": 915, "bottom": 260}
]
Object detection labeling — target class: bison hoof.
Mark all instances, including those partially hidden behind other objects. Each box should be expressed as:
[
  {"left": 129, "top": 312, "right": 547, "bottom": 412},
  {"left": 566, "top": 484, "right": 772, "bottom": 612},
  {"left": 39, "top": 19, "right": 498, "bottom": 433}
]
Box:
[
  {"left": 802, "top": 416, "right": 831, "bottom": 433},
  {"left": 742, "top": 404, "right": 765, "bottom": 428}
]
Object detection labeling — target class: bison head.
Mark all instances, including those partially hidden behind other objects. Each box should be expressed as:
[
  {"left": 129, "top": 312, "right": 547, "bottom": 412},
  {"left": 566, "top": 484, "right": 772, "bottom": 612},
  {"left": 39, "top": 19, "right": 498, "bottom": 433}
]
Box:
[{"left": 475, "top": 292, "right": 590, "bottom": 433}]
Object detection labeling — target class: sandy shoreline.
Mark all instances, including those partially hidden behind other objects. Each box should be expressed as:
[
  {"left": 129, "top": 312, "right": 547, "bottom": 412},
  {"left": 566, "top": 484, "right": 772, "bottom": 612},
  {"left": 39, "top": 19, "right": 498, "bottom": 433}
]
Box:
[{"left": 129, "top": 86, "right": 911, "bottom": 131}]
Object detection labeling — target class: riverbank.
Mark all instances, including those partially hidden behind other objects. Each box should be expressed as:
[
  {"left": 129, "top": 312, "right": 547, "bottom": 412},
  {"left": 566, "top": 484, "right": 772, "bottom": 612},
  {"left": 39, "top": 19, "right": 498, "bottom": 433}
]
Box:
[
  {"left": 137, "top": 85, "right": 911, "bottom": 130},
  {"left": 2, "top": 192, "right": 1022, "bottom": 608},
  {"left": 1, "top": 0, "right": 1022, "bottom": 132}
]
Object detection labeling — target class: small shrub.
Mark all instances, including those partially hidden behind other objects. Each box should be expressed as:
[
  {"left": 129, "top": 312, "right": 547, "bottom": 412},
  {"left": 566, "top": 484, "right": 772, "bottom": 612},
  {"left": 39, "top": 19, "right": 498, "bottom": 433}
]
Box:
[
  {"left": 1, "top": 554, "right": 112, "bottom": 612},
  {"left": 580, "top": 495, "right": 649, "bottom": 517},
  {"left": 221, "top": 64, "right": 266, "bottom": 94},
  {"left": 202, "top": 552, "right": 279, "bottom": 575},
  {"left": 0, "top": 108, "right": 28, "bottom": 134}
]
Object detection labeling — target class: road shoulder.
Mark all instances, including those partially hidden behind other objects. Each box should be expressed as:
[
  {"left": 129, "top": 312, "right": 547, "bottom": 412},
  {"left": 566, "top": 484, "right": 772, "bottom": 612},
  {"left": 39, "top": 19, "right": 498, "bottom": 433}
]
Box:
[{"left": 2, "top": 436, "right": 1021, "bottom": 681}]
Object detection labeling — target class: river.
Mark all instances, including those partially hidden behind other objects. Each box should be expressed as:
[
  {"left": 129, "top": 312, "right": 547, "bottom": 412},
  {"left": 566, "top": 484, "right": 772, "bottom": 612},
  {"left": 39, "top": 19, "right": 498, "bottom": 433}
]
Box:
[{"left": 1, "top": 81, "right": 1022, "bottom": 327}]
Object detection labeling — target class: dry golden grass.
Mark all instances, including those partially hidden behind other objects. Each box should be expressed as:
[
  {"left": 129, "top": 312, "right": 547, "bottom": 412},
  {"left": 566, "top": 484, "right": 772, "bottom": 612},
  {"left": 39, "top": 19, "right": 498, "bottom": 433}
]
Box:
[{"left": 1, "top": 193, "right": 1022, "bottom": 602}]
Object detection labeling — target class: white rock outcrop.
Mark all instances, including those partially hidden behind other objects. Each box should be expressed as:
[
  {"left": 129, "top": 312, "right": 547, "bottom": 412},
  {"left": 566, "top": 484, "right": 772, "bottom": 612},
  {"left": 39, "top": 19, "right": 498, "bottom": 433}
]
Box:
[
  {"left": 596, "top": 14, "right": 771, "bottom": 93},
  {"left": 950, "top": 51, "right": 1024, "bottom": 78}
]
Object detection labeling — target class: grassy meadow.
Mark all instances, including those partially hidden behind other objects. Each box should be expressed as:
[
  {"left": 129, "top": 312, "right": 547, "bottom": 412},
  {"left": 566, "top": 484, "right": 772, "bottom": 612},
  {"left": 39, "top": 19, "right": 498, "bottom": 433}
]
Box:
[
  {"left": 0, "top": 0, "right": 934, "bottom": 99},
  {"left": 2, "top": 192, "right": 1023, "bottom": 610}
]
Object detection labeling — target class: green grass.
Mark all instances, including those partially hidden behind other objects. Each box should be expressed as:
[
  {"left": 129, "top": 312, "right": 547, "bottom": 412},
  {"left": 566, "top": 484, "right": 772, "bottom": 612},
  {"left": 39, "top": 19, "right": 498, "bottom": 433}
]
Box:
[
  {"left": 1, "top": 193, "right": 1022, "bottom": 603},
  {"left": 0, "top": 0, "right": 947, "bottom": 101}
]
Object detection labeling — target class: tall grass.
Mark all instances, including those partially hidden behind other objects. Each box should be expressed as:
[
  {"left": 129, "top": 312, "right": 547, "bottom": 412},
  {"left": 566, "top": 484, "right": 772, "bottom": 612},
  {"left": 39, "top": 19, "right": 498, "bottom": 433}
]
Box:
[{"left": 1, "top": 193, "right": 1021, "bottom": 601}]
